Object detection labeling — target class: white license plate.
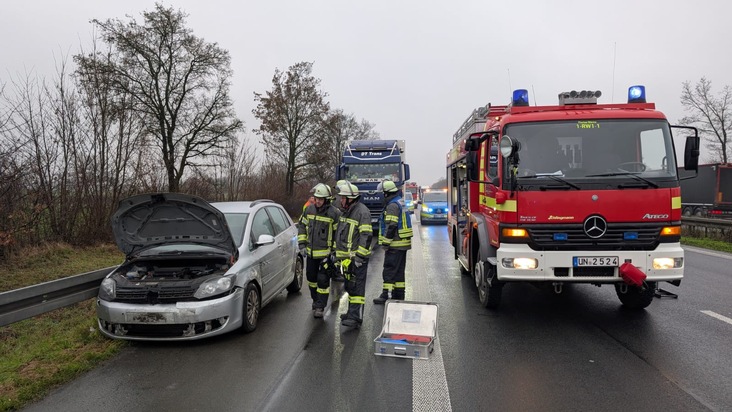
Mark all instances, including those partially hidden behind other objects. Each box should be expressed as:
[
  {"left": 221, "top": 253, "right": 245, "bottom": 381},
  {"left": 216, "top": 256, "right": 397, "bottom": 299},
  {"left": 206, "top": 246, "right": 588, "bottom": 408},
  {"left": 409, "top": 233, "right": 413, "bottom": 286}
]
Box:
[{"left": 573, "top": 256, "right": 619, "bottom": 267}]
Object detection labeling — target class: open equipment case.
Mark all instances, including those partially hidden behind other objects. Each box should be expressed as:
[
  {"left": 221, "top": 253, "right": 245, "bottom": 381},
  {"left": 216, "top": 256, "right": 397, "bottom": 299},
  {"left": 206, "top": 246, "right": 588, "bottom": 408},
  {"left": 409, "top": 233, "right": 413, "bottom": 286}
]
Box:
[{"left": 374, "top": 300, "right": 438, "bottom": 360}]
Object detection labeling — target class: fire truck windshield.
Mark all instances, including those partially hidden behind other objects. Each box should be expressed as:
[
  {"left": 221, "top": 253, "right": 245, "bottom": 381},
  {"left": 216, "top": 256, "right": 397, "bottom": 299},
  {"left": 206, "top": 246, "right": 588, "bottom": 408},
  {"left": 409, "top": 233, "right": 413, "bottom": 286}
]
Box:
[
  {"left": 503, "top": 119, "right": 677, "bottom": 181},
  {"left": 346, "top": 163, "right": 400, "bottom": 182}
]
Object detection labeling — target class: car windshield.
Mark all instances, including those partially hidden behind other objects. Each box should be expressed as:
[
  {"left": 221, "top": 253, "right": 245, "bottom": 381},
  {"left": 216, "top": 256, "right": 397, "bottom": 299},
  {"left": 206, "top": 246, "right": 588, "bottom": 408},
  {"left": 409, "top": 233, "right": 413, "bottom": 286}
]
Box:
[
  {"left": 346, "top": 163, "right": 400, "bottom": 181},
  {"left": 222, "top": 213, "right": 249, "bottom": 248},
  {"left": 502, "top": 119, "right": 678, "bottom": 180},
  {"left": 423, "top": 192, "right": 447, "bottom": 202}
]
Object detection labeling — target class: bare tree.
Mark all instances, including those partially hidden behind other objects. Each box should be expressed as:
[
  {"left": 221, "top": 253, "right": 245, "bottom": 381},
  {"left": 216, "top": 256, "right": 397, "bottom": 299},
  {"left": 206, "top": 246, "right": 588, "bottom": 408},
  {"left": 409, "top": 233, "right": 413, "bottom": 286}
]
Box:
[
  {"left": 74, "top": 35, "right": 147, "bottom": 239},
  {"left": 310, "top": 109, "right": 380, "bottom": 182},
  {"left": 252, "top": 61, "right": 330, "bottom": 195},
  {"left": 75, "top": 3, "right": 243, "bottom": 192},
  {"left": 680, "top": 77, "right": 731, "bottom": 163}
]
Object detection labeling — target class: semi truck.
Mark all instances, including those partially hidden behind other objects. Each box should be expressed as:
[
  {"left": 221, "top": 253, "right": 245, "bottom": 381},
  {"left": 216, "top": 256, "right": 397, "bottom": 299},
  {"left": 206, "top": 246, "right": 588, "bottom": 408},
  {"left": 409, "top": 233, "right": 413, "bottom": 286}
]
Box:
[
  {"left": 447, "top": 86, "right": 700, "bottom": 309},
  {"left": 678, "top": 163, "right": 732, "bottom": 218},
  {"left": 336, "top": 140, "right": 411, "bottom": 226}
]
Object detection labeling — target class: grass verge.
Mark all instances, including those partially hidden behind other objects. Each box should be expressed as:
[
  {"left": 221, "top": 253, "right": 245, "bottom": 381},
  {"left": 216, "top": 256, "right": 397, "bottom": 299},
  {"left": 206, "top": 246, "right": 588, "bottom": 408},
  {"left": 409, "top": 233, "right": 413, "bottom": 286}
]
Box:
[
  {"left": 681, "top": 236, "right": 732, "bottom": 254},
  {"left": 0, "top": 243, "right": 127, "bottom": 412}
]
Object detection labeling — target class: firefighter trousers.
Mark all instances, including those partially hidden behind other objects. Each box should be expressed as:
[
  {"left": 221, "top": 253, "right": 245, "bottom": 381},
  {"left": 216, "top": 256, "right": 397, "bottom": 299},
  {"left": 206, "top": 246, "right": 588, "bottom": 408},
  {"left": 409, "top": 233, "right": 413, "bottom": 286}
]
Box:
[
  {"left": 306, "top": 257, "right": 330, "bottom": 309},
  {"left": 344, "top": 260, "right": 368, "bottom": 321},
  {"left": 381, "top": 248, "right": 407, "bottom": 300}
]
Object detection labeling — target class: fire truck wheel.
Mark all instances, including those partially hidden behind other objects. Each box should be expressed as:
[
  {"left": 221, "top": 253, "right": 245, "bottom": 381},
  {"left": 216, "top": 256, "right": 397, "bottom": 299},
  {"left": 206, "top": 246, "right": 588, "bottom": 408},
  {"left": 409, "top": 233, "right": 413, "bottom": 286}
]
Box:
[
  {"left": 614, "top": 282, "right": 656, "bottom": 309},
  {"left": 476, "top": 252, "right": 502, "bottom": 309}
]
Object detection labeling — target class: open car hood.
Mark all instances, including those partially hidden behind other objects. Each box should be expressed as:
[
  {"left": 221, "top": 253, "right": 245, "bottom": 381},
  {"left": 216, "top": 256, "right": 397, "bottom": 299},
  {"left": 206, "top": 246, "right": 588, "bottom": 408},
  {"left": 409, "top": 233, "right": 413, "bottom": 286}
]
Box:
[{"left": 111, "top": 193, "right": 237, "bottom": 257}]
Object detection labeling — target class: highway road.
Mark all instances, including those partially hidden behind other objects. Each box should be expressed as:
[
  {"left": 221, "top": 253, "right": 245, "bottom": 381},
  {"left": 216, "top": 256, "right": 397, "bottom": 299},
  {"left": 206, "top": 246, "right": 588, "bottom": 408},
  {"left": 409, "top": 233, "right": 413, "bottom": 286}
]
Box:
[{"left": 23, "top": 218, "right": 732, "bottom": 412}]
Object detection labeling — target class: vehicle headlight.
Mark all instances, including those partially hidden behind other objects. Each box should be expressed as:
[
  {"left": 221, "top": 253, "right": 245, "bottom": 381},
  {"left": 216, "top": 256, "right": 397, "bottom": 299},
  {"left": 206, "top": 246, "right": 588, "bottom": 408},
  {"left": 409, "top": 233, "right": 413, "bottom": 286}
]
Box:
[
  {"left": 501, "top": 258, "right": 538, "bottom": 269},
  {"left": 653, "top": 257, "right": 683, "bottom": 269},
  {"left": 99, "top": 278, "right": 116, "bottom": 301},
  {"left": 194, "top": 276, "right": 234, "bottom": 299}
]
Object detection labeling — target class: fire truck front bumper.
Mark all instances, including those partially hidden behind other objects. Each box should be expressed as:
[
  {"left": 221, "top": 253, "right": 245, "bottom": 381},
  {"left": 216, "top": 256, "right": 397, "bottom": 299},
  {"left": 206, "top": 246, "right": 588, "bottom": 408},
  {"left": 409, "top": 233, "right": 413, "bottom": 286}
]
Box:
[{"left": 495, "top": 243, "right": 684, "bottom": 284}]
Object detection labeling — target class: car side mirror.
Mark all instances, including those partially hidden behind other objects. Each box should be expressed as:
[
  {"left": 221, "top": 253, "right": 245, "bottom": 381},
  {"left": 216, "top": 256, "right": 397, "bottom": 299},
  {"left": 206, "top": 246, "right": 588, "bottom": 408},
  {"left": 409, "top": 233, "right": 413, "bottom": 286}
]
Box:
[{"left": 255, "top": 234, "right": 275, "bottom": 246}]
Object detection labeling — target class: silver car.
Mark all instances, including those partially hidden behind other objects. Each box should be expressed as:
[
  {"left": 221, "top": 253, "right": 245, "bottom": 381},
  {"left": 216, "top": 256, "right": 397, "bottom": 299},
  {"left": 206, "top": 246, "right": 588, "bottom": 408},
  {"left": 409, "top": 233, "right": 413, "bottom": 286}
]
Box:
[{"left": 97, "top": 193, "right": 303, "bottom": 341}]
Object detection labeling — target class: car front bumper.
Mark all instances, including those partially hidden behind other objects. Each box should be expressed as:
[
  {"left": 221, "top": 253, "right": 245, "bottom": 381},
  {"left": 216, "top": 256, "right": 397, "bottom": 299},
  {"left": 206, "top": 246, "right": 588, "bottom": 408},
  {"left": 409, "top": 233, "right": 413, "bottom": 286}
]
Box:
[{"left": 97, "top": 288, "right": 245, "bottom": 341}]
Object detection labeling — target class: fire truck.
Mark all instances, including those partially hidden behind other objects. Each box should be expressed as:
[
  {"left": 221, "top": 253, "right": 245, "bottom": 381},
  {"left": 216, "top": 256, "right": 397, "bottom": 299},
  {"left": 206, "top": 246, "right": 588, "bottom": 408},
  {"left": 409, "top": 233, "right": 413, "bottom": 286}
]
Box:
[{"left": 446, "top": 86, "right": 700, "bottom": 309}]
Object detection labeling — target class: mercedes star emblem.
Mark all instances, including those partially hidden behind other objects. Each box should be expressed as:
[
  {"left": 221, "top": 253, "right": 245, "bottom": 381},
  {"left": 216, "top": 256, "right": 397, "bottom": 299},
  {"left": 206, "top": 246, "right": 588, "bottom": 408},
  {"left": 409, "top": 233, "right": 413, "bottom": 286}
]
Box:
[{"left": 583, "top": 215, "right": 607, "bottom": 238}]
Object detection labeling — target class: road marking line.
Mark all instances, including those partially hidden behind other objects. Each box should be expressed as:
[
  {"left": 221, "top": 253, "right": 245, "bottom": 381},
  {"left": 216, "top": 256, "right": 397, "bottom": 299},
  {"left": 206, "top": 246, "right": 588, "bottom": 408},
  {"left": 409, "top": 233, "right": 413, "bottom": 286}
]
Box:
[
  {"left": 701, "top": 310, "right": 732, "bottom": 326},
  {"left": 410, "top": 224, "right": 452, "bottom": 412}
]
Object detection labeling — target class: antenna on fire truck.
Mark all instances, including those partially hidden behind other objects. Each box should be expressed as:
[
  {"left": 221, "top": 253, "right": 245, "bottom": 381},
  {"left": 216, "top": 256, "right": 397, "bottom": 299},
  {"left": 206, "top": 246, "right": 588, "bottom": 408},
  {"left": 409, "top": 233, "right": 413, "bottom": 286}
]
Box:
[{"left": 611, "top": 42, "right": 617, "bottom": 103}]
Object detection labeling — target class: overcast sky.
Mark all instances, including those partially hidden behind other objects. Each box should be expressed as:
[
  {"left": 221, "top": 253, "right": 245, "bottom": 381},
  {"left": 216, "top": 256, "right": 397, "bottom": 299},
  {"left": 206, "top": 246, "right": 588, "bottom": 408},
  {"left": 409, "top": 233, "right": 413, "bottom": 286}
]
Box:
[{"left": 2, "top": 0, "right": 730, "bottom": 186}]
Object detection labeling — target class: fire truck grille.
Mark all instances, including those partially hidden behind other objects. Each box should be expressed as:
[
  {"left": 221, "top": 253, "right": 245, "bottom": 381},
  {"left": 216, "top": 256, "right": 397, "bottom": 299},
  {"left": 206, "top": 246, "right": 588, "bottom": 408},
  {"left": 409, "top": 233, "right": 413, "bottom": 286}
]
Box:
[{"left": 525, "top": 223, "right": 664, "bottom": 251}]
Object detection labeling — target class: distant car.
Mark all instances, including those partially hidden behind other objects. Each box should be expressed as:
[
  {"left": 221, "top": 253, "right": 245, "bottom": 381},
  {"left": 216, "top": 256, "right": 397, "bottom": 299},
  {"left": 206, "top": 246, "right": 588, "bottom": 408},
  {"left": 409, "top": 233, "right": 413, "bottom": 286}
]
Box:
[
  {"left": 404, "top": 194, "right": 414, "bottom": 211},
  {"left": 419, "top": 190, "right": 448, "bottom": 224},
  {"left": 97, "top": 193, "right": 303, "bottom": 341}
]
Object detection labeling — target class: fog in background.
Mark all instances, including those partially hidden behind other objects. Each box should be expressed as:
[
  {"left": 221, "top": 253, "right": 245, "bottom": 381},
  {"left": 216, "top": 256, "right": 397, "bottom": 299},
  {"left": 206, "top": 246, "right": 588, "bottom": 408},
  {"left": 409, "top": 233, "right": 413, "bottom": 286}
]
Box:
[{"left": 2, "top": 0, "right": 730, "bottom": 185}]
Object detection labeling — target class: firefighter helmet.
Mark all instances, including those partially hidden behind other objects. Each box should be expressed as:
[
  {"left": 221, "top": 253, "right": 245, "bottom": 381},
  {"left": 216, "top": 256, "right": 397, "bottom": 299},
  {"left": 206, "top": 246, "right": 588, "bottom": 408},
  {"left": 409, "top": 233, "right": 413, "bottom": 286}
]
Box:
[
  {"left": 378, "top": 179, "right": 399, "bottom": 194},
  {"left": 337, "top": 183, "right": 360, "bottom": 199},
  {"left": 334, "top": 179, "right": 348, "bottom": 193},
  {"left": 312, "top": 183, "right": 332, "bottom": 199}
]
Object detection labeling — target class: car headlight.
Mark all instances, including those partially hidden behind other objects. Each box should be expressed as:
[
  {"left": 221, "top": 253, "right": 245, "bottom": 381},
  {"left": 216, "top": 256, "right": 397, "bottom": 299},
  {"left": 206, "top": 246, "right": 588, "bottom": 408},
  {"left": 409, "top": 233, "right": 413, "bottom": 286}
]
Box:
[
  {"left": 194, "top": 276, "right": 234, "bottom": 299},
  {"left": 99, "top": 278, "right": 116, "bottom": 301}
]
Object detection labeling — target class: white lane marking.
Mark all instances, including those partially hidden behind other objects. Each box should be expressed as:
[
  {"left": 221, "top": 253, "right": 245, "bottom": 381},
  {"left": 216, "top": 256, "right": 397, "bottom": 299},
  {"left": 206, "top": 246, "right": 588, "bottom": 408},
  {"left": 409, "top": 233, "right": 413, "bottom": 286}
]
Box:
[
  {"left": 701, "top": 310, "right": 732, "bottom": 326},
  {"left": 410, "top": 224, "right": 452, "bottom": 412}
]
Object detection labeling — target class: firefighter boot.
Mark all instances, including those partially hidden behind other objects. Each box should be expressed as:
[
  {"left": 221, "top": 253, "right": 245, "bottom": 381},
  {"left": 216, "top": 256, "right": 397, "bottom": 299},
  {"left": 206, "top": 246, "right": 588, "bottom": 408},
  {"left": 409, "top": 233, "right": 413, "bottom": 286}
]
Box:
[
  {"left": 313, "top": 307, "right": 324, "bottom": 318},
  {"left": 373, "top": 289, "right": 389, "bottom": 305},
  {"left": 341, "top": 304, "right": 363, "bottom": 328},
  {"left": 392, "top": 288, "right": 405, "bottom": 301}
]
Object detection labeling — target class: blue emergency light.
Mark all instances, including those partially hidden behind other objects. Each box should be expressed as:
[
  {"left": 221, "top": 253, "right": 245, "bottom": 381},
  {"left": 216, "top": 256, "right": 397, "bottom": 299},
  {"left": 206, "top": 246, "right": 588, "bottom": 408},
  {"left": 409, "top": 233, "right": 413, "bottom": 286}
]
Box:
[
  {"left": 553, "top": 233, "right": 568, "bottom": 241},
  {"left": 512, "top": 89, "right": 529, "bottom": 106},
  {"left": 628, "top": 85, "right": 646, "bottom": 103}
]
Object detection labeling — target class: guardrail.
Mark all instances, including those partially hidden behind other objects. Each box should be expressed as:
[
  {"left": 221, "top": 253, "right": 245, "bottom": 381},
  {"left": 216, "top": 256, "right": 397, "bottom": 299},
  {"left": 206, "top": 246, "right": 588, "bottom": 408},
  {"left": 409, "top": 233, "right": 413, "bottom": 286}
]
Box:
[
  {"left": 0, "top": 216, "right": 729, "bottom": 328},
  {"left": 681, "top": 216, "right": 732, "bottom": 241},
  {"left": 0, "top": 267, "right": 115, "bottom": 327}
]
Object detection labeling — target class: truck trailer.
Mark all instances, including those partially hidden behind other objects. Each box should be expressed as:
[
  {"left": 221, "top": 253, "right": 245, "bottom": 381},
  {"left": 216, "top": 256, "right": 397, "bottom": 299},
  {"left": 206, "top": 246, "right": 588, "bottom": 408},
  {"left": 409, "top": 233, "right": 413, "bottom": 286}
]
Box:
[
  {"left": 447, "top": 86, "right": 700, "bottom": 309},
  {"left": 679, "top": 163, "right": 732, "bottom": 218}
]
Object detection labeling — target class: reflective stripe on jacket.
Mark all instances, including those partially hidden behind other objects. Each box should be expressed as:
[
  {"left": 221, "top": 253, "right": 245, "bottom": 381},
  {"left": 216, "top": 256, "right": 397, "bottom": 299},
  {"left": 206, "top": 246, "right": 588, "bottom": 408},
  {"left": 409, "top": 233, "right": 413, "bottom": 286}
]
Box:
[
  {"left": 335, "top": 201, "right": 372, "bottom": 260},
  {"left": 298, "top": 204, "right": 340, "bottom": 258},
  {"left": 379, "top": 194, "right": 412, "bottom": 250}
]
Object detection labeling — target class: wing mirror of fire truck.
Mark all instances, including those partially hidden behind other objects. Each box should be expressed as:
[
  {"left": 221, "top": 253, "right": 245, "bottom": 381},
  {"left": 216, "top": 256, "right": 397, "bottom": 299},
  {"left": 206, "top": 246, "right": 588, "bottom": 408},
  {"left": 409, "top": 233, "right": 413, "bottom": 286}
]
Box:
[{"left": 683, "top": 135, "right": 700, "bottom": 171}]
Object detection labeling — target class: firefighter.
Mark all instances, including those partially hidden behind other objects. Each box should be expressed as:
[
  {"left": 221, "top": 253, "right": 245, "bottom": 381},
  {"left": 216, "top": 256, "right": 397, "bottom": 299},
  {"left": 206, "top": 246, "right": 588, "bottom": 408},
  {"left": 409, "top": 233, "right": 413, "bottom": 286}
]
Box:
[
  {"left": 332, "top": 179, "right": 349, "bottom": 212},
  {"left": 297, "top": 183, "right": 340, "bottom": 318},
  {"left": 373, "top": 179, "right": 413, "bottom": 304},
  {"left": 334, "top": 182, "right": 373, "bottom": 328}
]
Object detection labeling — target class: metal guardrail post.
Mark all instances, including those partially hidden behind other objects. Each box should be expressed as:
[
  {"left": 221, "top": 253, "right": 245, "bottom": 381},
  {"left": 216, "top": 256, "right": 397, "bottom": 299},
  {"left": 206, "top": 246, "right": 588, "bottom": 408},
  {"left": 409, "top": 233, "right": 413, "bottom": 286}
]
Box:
[{"left": 0, "top": 266, "right": 116, "bottom": 327}]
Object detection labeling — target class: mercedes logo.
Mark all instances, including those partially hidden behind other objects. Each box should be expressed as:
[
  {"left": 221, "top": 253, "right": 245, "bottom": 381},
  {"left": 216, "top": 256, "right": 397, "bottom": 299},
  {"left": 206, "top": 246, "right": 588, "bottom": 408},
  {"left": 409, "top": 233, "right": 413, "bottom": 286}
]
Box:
[{"left": 583, "top": 215, "right": 607, "bottom": 238}]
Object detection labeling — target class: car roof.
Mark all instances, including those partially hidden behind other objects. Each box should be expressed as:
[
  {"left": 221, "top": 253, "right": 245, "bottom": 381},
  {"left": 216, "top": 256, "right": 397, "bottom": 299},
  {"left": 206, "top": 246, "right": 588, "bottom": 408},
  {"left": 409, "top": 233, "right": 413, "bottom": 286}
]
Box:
[{"left": 210, "top": 199, "right": 278, "bottom": 213}]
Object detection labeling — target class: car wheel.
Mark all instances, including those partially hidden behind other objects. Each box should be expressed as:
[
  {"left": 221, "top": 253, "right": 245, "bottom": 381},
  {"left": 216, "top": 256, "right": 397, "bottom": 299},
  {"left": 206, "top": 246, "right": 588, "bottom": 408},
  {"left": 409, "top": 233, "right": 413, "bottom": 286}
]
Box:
[
  {"left": 286, "top": 256, "right": 304, "bottom": 293},
  {"left": 242, "top": 282, "right": 260, "bottom": 333},
  {"left": 615, "top": 282, "right": 655, "bottom": 309}
]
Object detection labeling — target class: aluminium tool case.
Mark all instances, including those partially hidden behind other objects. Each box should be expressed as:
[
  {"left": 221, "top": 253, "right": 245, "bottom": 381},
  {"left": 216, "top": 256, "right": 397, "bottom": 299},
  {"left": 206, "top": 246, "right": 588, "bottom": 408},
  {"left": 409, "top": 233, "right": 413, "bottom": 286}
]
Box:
[{"left": 374, "top": 300, "right": 438, "bottom": 360}]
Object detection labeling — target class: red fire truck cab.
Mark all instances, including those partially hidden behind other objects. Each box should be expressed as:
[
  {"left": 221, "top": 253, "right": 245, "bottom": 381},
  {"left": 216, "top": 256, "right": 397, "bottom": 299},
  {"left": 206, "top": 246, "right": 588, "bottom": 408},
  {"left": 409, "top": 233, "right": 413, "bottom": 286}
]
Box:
[{"left": 447, "top": 86, "right": 700, "bottom": 309}]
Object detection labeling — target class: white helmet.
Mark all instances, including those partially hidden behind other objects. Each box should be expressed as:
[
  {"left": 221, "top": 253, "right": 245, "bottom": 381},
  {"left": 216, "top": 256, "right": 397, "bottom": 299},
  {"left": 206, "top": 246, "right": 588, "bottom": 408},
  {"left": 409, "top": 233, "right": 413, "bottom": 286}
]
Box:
[
  {"left": 377, "top": 179, "right": 399, "bottom": 194},
  {"left": 312, "top": 183, "right": 332, "bottom": 199},
  {"left": 337, "top": 183, "right": 360, "bottom": 199}
]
